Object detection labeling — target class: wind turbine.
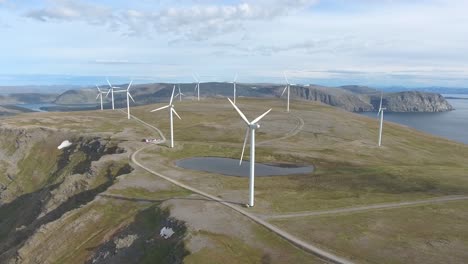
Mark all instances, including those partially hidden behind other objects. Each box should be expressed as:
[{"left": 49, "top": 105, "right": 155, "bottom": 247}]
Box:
[
  {"left": 281, "top": 72, "right": 295, "bottom": 112},
  {"left": 95, "top": 85, "right": 108, "bottom": 111},
  {"left": 175, "top": 84, "right": 184, "bottom": 102},
  {"left": 151, "top": 86, "right": 181, "bottom": 148},
  {"left": 192, "top": 74, "right": 201, "bottom": 101},
  {"left": 228, "top": 98, "right": 272, "bottom": 207},
  {"left": 378, "top": 91, "right": 386, "bottom": 147},
  {"left": 231, "top": 73, "right": 238, "bottom": 104},
  {"left": 124, "top": 81, "right": 135, "bottom": 119},
  {"left": 105, "top": 78, "right": 120, "bottom": 110}
]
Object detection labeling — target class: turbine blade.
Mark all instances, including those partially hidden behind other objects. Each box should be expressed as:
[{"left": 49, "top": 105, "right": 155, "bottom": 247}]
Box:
[
  {"left": 192, "top": 73, "right": 198, "bottom": 82},
  {"left": 281, "top": 86, "right": 287, "bottom": 96},
  {"left": 127, "top": 80, "right": 133, "bottom": 91},
  {"left": 96, "top": 85, "right": 101, "bottom": 92},
  {"left": 169, "top": 85, "right": 175, "bottom": 105},
  {"left": 96, "top": 93, "right": 100, "bottom": 100},
  {"left": 172, "top": 108, "right": 182, "bottom": 120},
  {"left": 107, "top": 78, "right": 112, "bottom": 88},
  {"left": 228, "top": 98, "right": 250, "bottom": 125},
  {"left": 283, "top": 72, "right": 289, "bottom": 84},
  {"left": 252, "top": 108, "right": 272, "bottom": 124},
  {"left": 150, "top": 105, "right": 170, "bottom": 112},
  {"left": 105, "top": 88, "right": 111, "bottom": 97},
  {"left": 128, "top": 92, "right": 135, "bottom": 103},
  {"left": 379, "top": 91, "right": 383, "bottom": 109},
  {"left": 234, "top": 73, "right": 238, "bottom": 82},
  {"left": 240, "top": 128, "right": 249, "bottom": 165}
]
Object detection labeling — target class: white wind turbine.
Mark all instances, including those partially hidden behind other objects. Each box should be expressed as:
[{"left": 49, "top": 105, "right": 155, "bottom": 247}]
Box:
[
  {"left": 95, "top": 85, "right": 108, "bottom": 111},
  {"left": 228, "top": 98, "right": 272, "bottom": 207},
  {"left": 175, "top": 84, "right": 184, "bottom": 102},
  {"left": 151, "top": 86, "right": 181, "bottom": 148},
  {"left": 231, "top": 73, "right": 238, "bottom": 104},
  {"left": 124, "top": 81, "right": 135, "bottom": 119},
  {"left": 378, "top": 91, "right": 386, "bottom": 147},
  {"left": 109, "top": 80, "right": 135, "bottom": 119},
  {"left": 192, "top": 74, "right": 201, "bottom": 101},
  {"left": 105, "top": 78, "right": 120, "bottom": 110},
  {"left": 281, "top": 72, "right": 296, "bottom": 112}
]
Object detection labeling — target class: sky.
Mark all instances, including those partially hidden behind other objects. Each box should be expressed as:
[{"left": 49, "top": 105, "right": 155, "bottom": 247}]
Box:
[{"left": 1, "top": 0, "right": 468, "bottom": 87}]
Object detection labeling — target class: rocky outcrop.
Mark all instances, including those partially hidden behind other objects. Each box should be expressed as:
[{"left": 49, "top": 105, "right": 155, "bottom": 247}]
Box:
[
  {"left": 287, "top": 85, "right": 374, "bottom": 112},
  {"left": 0, "top": 128, "right": 132, "bottom": 262},
  {"left": 372, "top": 91, "right": 454, "bottom": 112}
]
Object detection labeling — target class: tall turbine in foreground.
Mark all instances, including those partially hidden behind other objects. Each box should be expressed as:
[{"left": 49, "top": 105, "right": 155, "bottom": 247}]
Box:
[
  {"left": 192, "top": 74, "right": 201, "bottom": 101},
  {"left": 281, "top": 73, "right": 295, "bottom": 112},
  {"left": 151, "top": 86, "right": 181, "bottom": 148},
  {"left": 228, "top": 98, "right": 272, "bottom": 207},
  {"left": 95, "top": 85, "right": 108, "bottom": 110},
  {"left": 231, "top": 73, "right": 238, "bottom": 104},
  {"left": 378, "top": 92, "right": 386, "bottom": 147}
]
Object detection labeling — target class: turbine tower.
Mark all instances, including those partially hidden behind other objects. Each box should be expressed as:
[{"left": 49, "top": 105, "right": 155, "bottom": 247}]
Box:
[
  {"left": 105, "top": 78, "right": 120, "bottom": 110},
  {"left": 125, "top": 81, "right": 135, "bottom": 119},
  {"left": 192, "top": 74, "right": 201, "bottom": 101},
  {"left": 151, "top": 86, "right": 181, "bottom": 148},
  {"left": 282, "top": 72, "right": 295, "bottom": 112},
  {"left": 95, "top": 85, "right": 108, "bottom": 111},
  {"left": 228, "top": 98, "right": 271, "bottom": 207},
  {"left": 175, "top": 84, "right": 184, "bottom": 102},
  {"left": 378, "top": 91, "right": 386, "bottom": 147},
  {"left": 231, "top": 73, "right": 238, "bottom": 104}
]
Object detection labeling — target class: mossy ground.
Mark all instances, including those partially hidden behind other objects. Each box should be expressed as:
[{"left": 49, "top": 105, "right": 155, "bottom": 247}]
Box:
[{"left": 1, "top": 98, "right": 467, "bottom": 263}]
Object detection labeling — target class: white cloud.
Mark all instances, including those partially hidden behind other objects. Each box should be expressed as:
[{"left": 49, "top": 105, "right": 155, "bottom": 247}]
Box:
[
  {"left": 25, "top": 0, "right": 319, "bottom": 40},
  {"left": 26, "top": 0, "right": 112, "bottom": 24}
]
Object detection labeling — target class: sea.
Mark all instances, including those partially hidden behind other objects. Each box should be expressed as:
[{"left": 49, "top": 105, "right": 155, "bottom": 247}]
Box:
[{"left": 360, "top": 94, "right": 468, "bottom": 145}]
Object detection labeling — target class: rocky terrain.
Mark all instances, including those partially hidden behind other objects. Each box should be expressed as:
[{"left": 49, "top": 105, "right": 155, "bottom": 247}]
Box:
[
  {"left": 0, "top": 113, "right": 194, "bottom": 264},
  {"left": 378, "top": 91, "right": 453, "bottom": 112},
  {"left": 50, "top": 82, "right": 453, "bottom": 113},
  {"left": 341, "top": 85, "right": 454, "bottom": 112}
]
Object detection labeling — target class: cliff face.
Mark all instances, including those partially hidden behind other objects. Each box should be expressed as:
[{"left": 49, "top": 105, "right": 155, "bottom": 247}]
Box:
[
  {"left": 287, "top": 86, "right": 374, "bottom": 112},
  {"left": 372, "top": 91, "right": 454, "bottom": 112},
  {"left": 48, "top": 82, "right": 453, "bottom": 113}
]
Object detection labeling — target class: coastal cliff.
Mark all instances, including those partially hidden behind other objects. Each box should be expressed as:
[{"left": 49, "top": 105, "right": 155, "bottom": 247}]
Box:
[
  {"left": 40, "top": 83, "right": 454, "bottom": 113},
  {"left": 374, "top": 91, "right": 453, "bottom": 112}
]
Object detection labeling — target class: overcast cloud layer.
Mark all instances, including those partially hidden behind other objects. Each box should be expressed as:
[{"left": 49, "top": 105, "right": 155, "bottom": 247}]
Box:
[{"left": 1, "top": 0, "right": 468, "bottom": 87}]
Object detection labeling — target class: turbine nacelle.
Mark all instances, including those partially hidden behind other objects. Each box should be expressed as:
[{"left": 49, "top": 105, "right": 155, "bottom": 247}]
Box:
[{"left": 249, "top": 123, "right": 260, "bottom": 129}]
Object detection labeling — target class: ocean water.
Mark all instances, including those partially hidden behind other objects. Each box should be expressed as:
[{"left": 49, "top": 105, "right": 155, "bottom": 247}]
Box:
[{"left": 360, "top": 95, "right": 468, "bottom": 144}]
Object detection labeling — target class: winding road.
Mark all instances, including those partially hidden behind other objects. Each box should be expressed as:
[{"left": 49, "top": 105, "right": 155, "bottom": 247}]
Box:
[
  {"left": 261, "top": 195, "right": 468, "bottom": 220},
  {"left": 131, "top": 146, "right": 354, "bottom": 264},
  {"left": 123, "top": 108, "right": 468, "bottom": 264},
  {"left": 125, "top": 110, "right": 354, "bottom": 264}
]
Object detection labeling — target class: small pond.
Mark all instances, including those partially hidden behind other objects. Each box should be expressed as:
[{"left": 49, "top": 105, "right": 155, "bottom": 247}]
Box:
[{"left": 175, "top": 157, "right": 313, "bottom": 177}]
